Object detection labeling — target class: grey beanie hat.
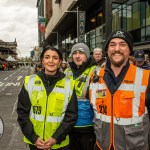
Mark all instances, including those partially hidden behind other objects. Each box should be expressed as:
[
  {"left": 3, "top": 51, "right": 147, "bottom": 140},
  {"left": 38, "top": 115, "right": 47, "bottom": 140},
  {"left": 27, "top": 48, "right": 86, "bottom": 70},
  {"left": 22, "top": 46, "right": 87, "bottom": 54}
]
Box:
[{"left": 71, "top": 43, "right": 90, "bottom": 59}]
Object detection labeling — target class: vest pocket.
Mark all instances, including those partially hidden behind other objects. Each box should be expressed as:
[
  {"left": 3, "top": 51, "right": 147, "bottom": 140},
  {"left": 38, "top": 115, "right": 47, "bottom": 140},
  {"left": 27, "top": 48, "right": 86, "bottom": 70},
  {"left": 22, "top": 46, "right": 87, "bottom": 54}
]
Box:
[
  {"left": 123, "top": 123, "right": 144, "bottom": 149},
  {"left": 118, "top": 91, "right": 134, "bottom": 118},
  {"left": 49, "top": 93, "right": 65, "bottom": 116}
]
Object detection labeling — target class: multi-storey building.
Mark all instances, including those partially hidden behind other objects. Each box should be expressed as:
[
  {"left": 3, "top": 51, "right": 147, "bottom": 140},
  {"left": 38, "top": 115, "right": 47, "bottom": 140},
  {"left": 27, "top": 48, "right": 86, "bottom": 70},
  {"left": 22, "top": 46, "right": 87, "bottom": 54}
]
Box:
[
  {"left": 0, "top": 39, "right": 17, "bottom": 59},
  {"left": 37, "top": 0, "right": 150, "bottom": 59}
]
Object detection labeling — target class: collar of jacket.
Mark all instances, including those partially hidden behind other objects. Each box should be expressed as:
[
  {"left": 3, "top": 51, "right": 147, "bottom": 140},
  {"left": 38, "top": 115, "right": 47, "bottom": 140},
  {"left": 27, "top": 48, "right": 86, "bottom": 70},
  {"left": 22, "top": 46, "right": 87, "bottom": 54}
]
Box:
[
  {"left": 69, "top": 57, "right": 95, "bottom": 77},
  {"left": 140, "top": 62, "right": 150, "bottom": 70},
  {"left": 105, "top": 60, "right": 130, "bottom": 75},
  {"left": 37, "top": 70, "right": 65, "bottom": 87}
]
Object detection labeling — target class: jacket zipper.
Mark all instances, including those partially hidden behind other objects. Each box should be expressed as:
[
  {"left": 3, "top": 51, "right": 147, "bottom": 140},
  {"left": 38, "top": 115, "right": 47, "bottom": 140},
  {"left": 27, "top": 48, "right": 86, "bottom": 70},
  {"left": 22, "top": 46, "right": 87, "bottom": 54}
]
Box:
[
  {"left": 43, "top": 88, "right": 49, "bottom": 140},
  {"left": 109, "top": 94, "right": 114, "bottom": 150}
]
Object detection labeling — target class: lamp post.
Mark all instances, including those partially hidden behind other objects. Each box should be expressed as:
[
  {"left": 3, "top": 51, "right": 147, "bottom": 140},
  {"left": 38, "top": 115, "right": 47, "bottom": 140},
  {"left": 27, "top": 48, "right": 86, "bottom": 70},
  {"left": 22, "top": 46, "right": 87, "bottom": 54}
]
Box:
[
  {"left": 65, "top": 7, "right": 85, "bottom": 43},
  {"left": 50, "top": 31, "right": 59, "bottom": 49}
]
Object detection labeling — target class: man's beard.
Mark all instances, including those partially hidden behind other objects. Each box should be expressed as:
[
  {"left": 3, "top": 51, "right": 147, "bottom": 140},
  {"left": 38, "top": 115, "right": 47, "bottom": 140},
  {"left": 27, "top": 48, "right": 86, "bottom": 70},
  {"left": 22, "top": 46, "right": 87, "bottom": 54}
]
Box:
[{"left": 109, "top": 53, "right": 125, "bottom": 67}]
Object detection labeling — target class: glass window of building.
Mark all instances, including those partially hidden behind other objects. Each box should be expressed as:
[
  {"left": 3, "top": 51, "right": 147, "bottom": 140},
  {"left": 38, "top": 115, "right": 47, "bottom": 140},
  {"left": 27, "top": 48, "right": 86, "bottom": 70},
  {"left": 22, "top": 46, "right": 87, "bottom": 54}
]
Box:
[
  {"left": 62, "top": 39, "right": 65, "bottom": 49},
  {"left": 112, "top": 5, "right": 121, "bottom": 31},
  {"left": 112, "top": 0, "right": 150, "bottom": 43},
  {"left": 122, "top": 4, "right": 127, "bottom": 29},
  {"left": 132, "top": 2, "right": 140, "bottom": 30},
  {"left": 90, "top": 17, "right": 96, "bottom": 30},
  {"left": 146, "top": 2, "right": 150, "bottom": 26},
  {"left": 126, "top": 5, "right": 132, "bottom": 31},
  {"left": 141, "top": 2, "right": 146, "bottom": 27},
  {"left": 146, "top": 26, "right": 150, "bottom": 40},
  {"left": 97, "top": 12, "right": 103, "bottom": 27},
  {"left": 90, "top": 29, "right": 96, "bottom": 51},
  {"left": 141, "top": 27, "right": 145, "bottom": 41},
  {"left": 96, "top": 26, "right": 103, "bottom": 48},
  {"left": 85, "top": 32, "right": 90, "bottom": 47}
]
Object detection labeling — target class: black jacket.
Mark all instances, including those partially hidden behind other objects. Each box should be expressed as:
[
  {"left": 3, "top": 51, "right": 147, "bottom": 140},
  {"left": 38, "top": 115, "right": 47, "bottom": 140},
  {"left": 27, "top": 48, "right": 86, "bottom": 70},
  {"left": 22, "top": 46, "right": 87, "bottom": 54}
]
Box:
[
  {"left": 139, "top": 61, "right": 150, "bottom": 70},
  {"left": 17, "top": 70, "right": 78, "bottom": 144},
  {"left": 104, "top": 60, "right": 150, "bottom": 116}
]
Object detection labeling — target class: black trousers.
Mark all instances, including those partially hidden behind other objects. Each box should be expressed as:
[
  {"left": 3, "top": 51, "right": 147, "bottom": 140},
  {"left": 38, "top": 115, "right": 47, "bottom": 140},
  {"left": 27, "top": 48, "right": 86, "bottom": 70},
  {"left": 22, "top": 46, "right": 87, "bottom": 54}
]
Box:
[
  {"left": 29, "top": 144, "right": 70, "bottom": 150},
  {"left": 69, "top": 127, "right": 96, "bottom": 150}
]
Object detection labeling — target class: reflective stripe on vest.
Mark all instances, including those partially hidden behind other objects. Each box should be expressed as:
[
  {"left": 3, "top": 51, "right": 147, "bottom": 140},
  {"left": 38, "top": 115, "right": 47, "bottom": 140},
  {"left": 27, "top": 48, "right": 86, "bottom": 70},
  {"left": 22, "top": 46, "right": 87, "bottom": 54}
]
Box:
[
  {"left": 30, "top": 111, "right": 65, "bottom": 123},
  {"left": 90, "top": 67, "right": 148, "bottom": 125},
  {"left": 26, "top": 75, "right": 71, "bottom": 123}
]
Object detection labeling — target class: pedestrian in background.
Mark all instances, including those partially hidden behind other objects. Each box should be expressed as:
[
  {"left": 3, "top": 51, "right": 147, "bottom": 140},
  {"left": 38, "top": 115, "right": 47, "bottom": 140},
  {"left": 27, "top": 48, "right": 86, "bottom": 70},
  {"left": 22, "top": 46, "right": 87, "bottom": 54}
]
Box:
[
  {"left": 134, "top": 49, "right": 150, "bottom": 149},
  {"left": 17, "top": 45, "right": 78, "bottom": 150},
  {"left": 65, "top": 43, "right": 96, "bottom": 150},
  {"left": 134, "top": 49, "right": 150, "bottom": 70},
  {"left": 93, "top": 47, "right": 106, "bottom": 67},
  {"left": 3, "top": 62, "right": 7, "bottom": 71},
  {"left": 60, "top": 60, "right": 68, "bottom": 72},
  {"left": 89, "top": 29, "right": 150, "bottom": 150},
  {"left": 34, "top": 61, "right": 43, "bottom": 74}
]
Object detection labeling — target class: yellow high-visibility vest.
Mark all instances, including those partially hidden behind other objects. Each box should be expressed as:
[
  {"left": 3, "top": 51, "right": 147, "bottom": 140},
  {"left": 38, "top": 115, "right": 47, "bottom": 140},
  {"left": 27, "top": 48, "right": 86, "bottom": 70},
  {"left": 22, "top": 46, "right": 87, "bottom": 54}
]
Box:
[{"left": 24, "top": 74, "right": 74, "bottom": 149}]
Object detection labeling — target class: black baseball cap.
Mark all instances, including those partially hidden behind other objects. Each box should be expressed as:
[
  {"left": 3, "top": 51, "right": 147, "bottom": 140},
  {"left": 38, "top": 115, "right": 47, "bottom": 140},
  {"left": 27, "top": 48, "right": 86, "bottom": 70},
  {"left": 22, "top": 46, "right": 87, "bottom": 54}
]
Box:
[{"left": 134, "top": 50, "right": 145, "bottom": 61}]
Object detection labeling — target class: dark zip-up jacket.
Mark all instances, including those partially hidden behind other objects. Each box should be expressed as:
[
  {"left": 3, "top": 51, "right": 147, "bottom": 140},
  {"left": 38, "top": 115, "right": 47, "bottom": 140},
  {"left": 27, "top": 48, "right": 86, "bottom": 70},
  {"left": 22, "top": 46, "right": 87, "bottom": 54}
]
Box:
[
  {"left": 139, "top": 61, "right": 150, "bottom": 70},
  {"left": 17, "top": 70, "right": 78, "bottom": 144}
]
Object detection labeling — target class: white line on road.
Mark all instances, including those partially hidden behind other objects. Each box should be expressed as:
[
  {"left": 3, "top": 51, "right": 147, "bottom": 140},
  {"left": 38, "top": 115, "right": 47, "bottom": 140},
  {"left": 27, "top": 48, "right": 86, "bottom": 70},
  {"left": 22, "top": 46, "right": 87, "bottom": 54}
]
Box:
[
  {"left": 17, "top": 76, "right": 23, "bottom": 81},
  {"left": 4, "top": 77, "right": 8, "bottom": 80},
  {"left": 0, "top": 88, "right": 5, "bottom": 92},
  {"left": 10, "top": 98, "right": 18, "bottom": 120}
]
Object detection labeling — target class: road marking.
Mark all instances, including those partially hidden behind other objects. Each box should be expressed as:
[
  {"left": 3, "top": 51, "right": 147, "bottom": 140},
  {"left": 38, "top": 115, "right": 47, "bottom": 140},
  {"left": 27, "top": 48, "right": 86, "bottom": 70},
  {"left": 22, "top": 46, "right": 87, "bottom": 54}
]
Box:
[
  {"left": 5, "top": 93, "right": 12, "bottom": 96},
  {"left": 7, "top": 82, "right": 21, "bottom": 86},
  {"left": 17, "top": 76, "right": 23, "bottom": 81},
  {"left": 4, "top": 77, "right": 8, "bottom": 80},
  {"left": 0, "top": 82, "right": 4, "bottom": 86},
  {"left": 10, "top": 98, "right": 18, "bottom": 120},
  {"left": 0, "top": 88, "right": 5, "bottom": 92},
  {"left": 0, "top": 82, "right": 21, "bottom": 87}
]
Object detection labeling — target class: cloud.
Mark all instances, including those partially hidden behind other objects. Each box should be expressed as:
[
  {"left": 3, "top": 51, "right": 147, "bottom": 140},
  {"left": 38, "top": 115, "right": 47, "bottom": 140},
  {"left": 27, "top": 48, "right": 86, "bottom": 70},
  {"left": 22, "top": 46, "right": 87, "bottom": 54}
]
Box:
[{"left": 0, "top": 0, "right": 38, "bottom": 57}]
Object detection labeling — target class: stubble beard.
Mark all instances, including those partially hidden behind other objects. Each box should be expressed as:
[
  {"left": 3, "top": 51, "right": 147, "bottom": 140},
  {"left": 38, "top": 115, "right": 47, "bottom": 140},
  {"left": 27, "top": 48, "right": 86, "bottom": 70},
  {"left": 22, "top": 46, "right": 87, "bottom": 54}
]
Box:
[{"left": 109, "top": 56, "right": 126, "bottom": 67}]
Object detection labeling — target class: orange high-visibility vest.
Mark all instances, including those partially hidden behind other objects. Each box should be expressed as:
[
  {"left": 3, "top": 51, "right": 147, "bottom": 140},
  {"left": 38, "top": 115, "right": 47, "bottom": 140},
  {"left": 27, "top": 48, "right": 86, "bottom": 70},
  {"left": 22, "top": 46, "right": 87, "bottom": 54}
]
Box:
[{"left": 89, "top": 64, "right": 150, "bottom": 150}]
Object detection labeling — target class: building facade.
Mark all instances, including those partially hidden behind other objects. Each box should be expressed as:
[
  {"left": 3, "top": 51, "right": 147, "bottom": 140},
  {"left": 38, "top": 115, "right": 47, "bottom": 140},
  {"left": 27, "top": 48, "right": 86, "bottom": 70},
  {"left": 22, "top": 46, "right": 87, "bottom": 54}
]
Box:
[
  {"left": 0, "top": 39, "right": 17, "bottom": 59},
  {"left": 37, "top": 0, "right": 150, "bottom": 59}
]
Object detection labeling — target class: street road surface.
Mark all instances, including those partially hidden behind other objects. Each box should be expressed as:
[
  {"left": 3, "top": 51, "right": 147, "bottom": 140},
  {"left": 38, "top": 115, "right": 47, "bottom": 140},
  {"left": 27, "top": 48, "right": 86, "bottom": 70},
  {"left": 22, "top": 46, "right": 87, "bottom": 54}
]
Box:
[{"left": 0, "top": 66, "right": 33, "bottom": 150}]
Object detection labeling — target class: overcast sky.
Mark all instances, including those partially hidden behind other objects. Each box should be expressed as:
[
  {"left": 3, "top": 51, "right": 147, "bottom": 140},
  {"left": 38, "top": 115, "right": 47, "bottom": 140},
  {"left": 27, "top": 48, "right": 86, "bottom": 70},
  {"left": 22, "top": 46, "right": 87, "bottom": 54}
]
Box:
[{"left": 0, "top": 0, "right": 38, "bottom": 58}]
